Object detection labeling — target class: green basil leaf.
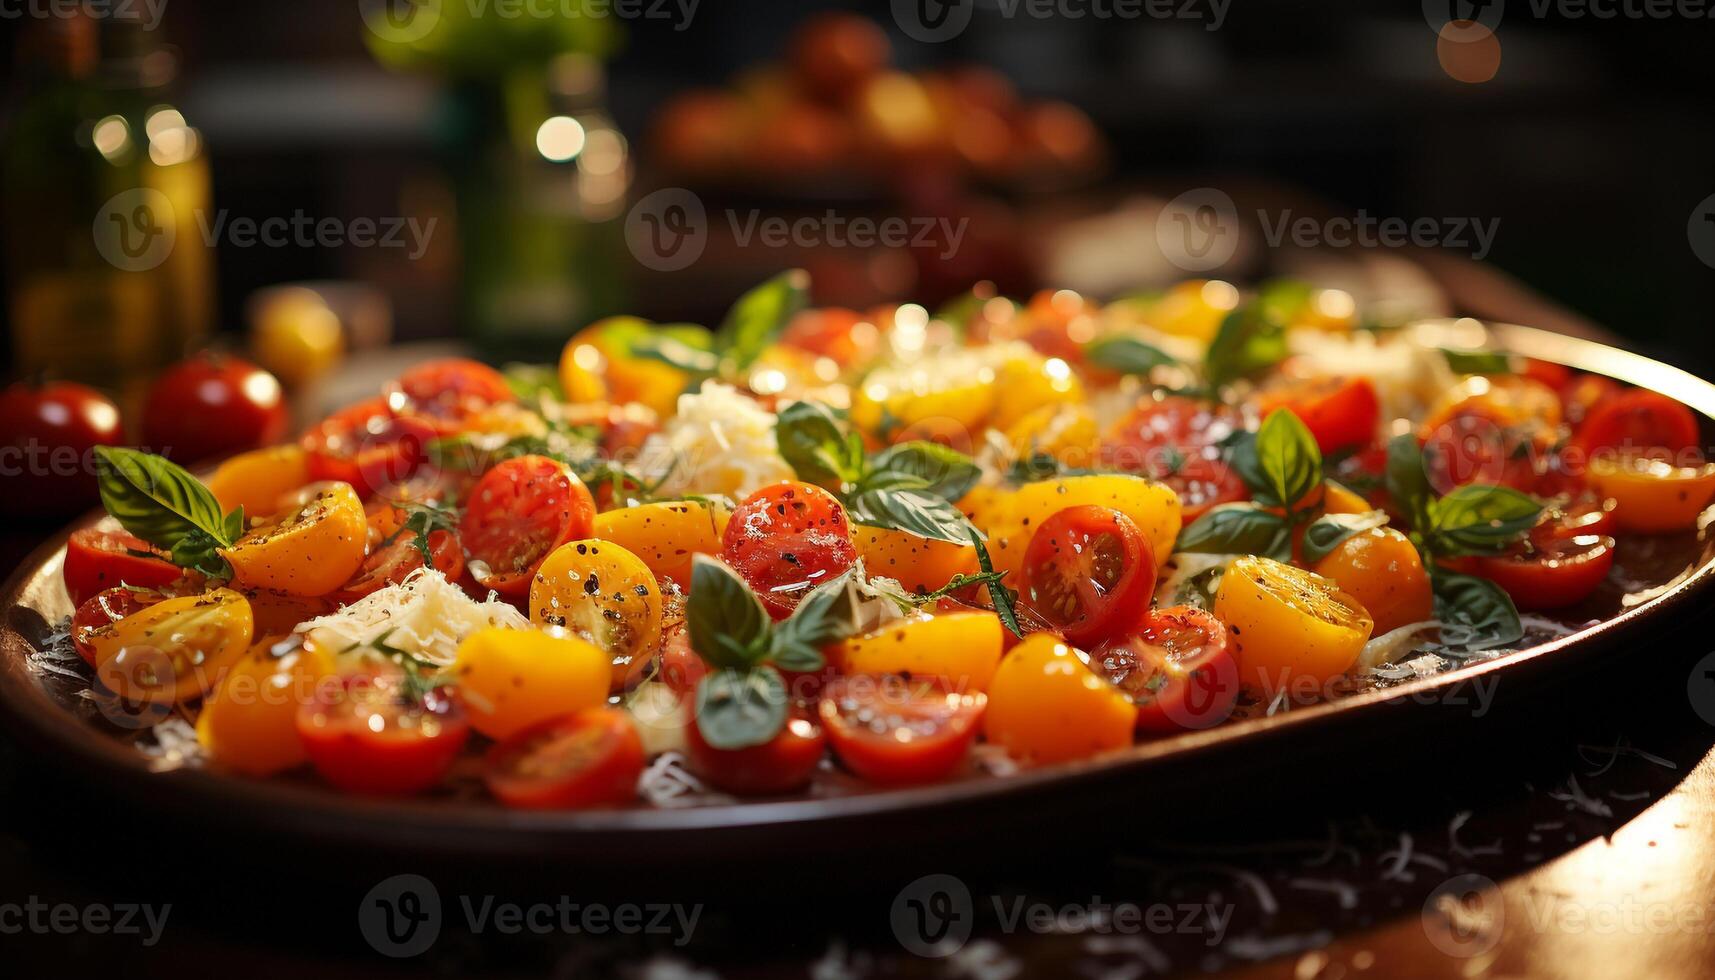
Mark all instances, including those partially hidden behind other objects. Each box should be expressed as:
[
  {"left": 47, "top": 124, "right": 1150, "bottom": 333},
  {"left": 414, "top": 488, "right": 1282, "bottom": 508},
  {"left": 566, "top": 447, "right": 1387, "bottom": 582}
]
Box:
[
  {"left": 770, "top": 570, "right": 861, "bottom": 671},
  {"left": 776, "top": 400, "right": 862, "bottom": 488},
  {"left": 1440, "top": 348, "right": 1513, "bottom": 375},
  {"left": 1299, "top": 510, "right": 1391, "bottom": 566},
  {"left": 1220, "top": 430, "right": 1268, "bottom": 496},
  {"left": 970, "top": 528, "right": 1024, "bottom": 639},
  {"left": 1434, "top": 573, "right": 1524, "bottom": 650},
  {"left": 1173, "top": 504, "right": 1293, "bottom": 562},
  {"left": 1427, "top": 484, "right": 1542, "bottom": 555},
  {"left": 629, "top": 334, "right": 721, "bottom": 376},
  {"left": 717, "top": 270, "right": 810, "bottom": 371},
  {"left": 686, "top": 555, "right": 771, "bottom": 668},
  {"left": 1253, "top": 409, "right": 1323, "bottom": 511},
  {"left": 867, "top": 441, "right": 981, "bottom": 502},
  {"left": 846, "top": 489, "right": 978, "bottom": 545},
  {"left": 502, "top": 363, "right": 566, "bottom": 402},
  {"left": 1385, "top": 433, "right": 1434, "bottom": 532},
  {"left": 1084, "top": 336, "right": 1179, "bottom": 376},
  {"left": 1204, "top": 303, "right": 1288, "bottom": 389},
  {"left": 94, "top": 446, "right": 238, "bottom": 557},
  {"left": 694, "top": 667, "right": 789, "bottom": 750}
]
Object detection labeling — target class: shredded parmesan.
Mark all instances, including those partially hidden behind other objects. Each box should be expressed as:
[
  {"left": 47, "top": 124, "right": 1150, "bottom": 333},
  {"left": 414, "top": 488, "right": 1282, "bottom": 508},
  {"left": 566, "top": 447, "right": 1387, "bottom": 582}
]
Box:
[
  {"left": 635, "top": 382, "right": 793, "bottom": 499},
  {"left": 299, "top": 568, "right": 529, "bottom": 665}
]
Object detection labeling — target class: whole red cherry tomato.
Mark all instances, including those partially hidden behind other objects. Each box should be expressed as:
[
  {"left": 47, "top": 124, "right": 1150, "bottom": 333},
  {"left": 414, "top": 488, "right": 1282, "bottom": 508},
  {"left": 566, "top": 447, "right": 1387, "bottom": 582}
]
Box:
[
  {"left": 142, "top": 354, "right": 288, "bottom": 464},
  {"left": 0, "top": 381, "right": 123, "bottom": 516}
]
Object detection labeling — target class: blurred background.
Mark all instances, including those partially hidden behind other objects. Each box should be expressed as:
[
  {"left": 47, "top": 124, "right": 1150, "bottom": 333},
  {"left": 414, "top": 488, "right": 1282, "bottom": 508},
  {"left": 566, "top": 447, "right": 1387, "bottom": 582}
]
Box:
[{"left": 3, "top": 0, "right": 1713, "bottom": 421}]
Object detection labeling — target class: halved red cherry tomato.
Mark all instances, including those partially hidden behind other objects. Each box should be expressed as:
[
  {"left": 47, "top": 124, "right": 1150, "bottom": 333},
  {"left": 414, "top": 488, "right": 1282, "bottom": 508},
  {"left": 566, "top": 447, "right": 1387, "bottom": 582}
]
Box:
[
  {"left": 458, "top": 455, "right": 596, "bottom": 597},
  {"left": 1571, "top": 390, "right": 1701, "bottom": 459},
  {"left": 1560, "top": 374, "right": 1619, "bottom": 428},
  {"left": 1421, "top": 414, "right": 1552, "bottom": 495},
  {"left": 658, "top": 620, "right": 707, "bottom": 693},
  {"left": 818, "top": 675, "right": 985, "bottom": 785},
  {"left": 1470, "top": 499, "right": 1617, "bottom": 611},
  {"left": 63, "top": 528, "right": 182, "bottom": 607},
  {"left": 483, "top": 708, "right": 644, "bottom": 810},
  {"left": 1092, "top": 606, "right": 1238, "bottom": 734},
  {"left": 685, "top": 710, "right": 826, "bottom": 795},
  {"left": 295, "top": 670, "right": 469, "bottom": 796},
  {"left": 302, "top": 398, "right": 435, "bottom": 497},
  {"left": 721, "top": 481, "right": 858, "bottom": 619},
  {"left": 1254, "top": 376, "right": 1379, "bottom": 455},
  {"left": 333, "top": 529, "right": 464, "bottom": 604},
  {"left": 1023, "top": 505, "right": 1157, "bottom": 647},
  {"left": 70, "top": 586, "right": 160, "bottom": 666},
  {"left": 781, "top": 307, "right": 880, "bottom": 368},
  {"left": 386, "top": 358, "right": 516, "bottom": 435},
  {"left": 1100, "top": 397, "right": 1246, "bottom": 521}
]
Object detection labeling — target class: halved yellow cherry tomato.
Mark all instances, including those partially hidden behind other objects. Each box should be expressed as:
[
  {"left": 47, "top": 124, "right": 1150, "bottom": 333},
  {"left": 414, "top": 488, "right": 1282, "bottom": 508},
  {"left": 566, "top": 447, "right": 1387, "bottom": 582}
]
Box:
[
  {"left": 982, "top": 634, "right": 1137, "bottom": 765},
  {"left": 1422, "top": 374, "right": 1563, "bottom": 435},
  {"left": 1588, "top": 454, "right": 1715, "bottom": 533},
  {"left": 853, "top": 525, "right": 978, "bottom": 594},
  {"left": 1002, "top": 404, "right": 1100, "bottom": 469},
  {"left": 976, "top": 474, "right": 1182, "bottom": 584},
  {"left": 1310, "top": 526, "right": 1433, "bottom": 635},
  {"left": 1214, "top": 555, "right": 1372, "bottom": 695},
  {"left": 592, "top": 499, "right": 732, "bottom": 588},
  {"left": 529, "top": 540, "right": 664, "bottom": 691},
  {"left": 223, "top": 482, "right": 368, "bottom": 596},
  {"left": 206, "top": 444, "right": 311, "bottom": 518},
  {"left": 196, "top": 635, "right": 333, "bottom": 775},
  {"left": 835, "top": 611, "right": 1004, "bottom": 693},
  {"left": 88, "top": 588, "right": 254, "bottom": 705},
  {"left": 849, "top": 357, "right": 996, "bottom": 440},
  {"left": 988, "top": 354, "right": 1085, "bottom": 431},
  {"left": 450, "top": 626, "right": 612, "bottom": 740}
]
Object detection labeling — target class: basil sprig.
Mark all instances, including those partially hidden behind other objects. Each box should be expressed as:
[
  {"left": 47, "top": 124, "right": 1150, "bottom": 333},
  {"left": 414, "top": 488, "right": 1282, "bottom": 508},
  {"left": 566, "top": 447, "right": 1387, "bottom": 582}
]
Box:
[
  {"left": 93, "top": 447, "right": 243, "bottom": 579},
  {"left": 1083, "top": 336, "right": 1179, "bottom": 377},
  {"left": 775, "top": 401, "right": 981, "bottom": 545},
  {"left": 1440, "top": 347, "right": 1513, "bottom": 375},
  {"left": 1384, "top": 436, "right": 1543, "bottom": 650},
  {"left": 1203, "top": 302, "right": 1289, "bottom": 390},
  {"left": 631, "top": 271, "right": 810, "bottom": 382},
  {"left": 687, "top": 554, "right": 862, "bottom": 749},
  {"left": 1173, "top": 409, "right": 1324, "bottom": 558}
]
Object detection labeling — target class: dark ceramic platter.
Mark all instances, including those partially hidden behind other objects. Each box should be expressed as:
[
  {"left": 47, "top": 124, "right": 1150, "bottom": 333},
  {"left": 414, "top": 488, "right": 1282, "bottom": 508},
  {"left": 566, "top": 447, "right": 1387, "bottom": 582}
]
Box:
[{"left": 3, "top": 320, "right": 1713, "bottom": 865}]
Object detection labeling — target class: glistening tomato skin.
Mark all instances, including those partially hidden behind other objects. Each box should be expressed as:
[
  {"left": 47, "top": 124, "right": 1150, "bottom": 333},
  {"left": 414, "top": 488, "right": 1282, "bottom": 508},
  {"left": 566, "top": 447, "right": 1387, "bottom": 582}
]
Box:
[
  {"left": 721, "top": 481, "right": 858, "bottom": 620},
  {"left": 70, "top": 587, "right": 160, "bottom": 666},
  {"left": 1091, "top": 606, "right": 1237, "bottom": 734},
  {"left": 483, "top": 709, "right": 645, "bottom": 810},
  {"left": 818, "top": 677, "right": 986, "bottom": 786},
  {"left": 331, "top": 529, "right": 463, "bottom": 605},
  {"left": 295, "top": 673, "right": 470, "bottom": 796},
  {"left": 387, "top": 358, "right": 517, "bottom": 435},
  {"left": 142, "top": 354, "right": 288, "bottom": 464},
  {"left": 458, "top": 455, "right": 596, "bottom": 597},
  {"left": 1023, "top": 505, "right": 1157, "bottom": 648},
  {"left": 302, "top": 398, "right": 436, "bottom": 497},
  {"left": 1571, "top": 389, "right": 1701, "bottom": 459},
  {"left": 0, "top": 381, "right": 122, "bottom": 516},
  {"left": 1470, "top": 501, "right": 1616, "bottom": 611},
  {"left": 1255, "top": 376, "right": 1380, "bottom": 455},
  {"left": 684, "top": 712, "right": 827, "bottom": 796},
  {"left": 63, "top": 529, "right": 182, "bottom": 607}
]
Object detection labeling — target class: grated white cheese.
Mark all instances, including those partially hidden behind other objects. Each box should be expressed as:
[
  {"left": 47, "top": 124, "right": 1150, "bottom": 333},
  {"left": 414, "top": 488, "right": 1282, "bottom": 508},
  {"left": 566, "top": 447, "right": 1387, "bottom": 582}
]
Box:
[
  {"left": 298, "top": 568, "right": 530, "bottom": 666},
  {"left": 634, "top": 382, "right": 794, "bottom": 499}
]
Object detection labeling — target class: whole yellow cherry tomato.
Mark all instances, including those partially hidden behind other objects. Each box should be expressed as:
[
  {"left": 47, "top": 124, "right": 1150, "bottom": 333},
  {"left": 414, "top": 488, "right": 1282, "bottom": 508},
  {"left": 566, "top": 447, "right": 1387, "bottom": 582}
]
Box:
[
  {"left": 977, "top": 474, "right": 1182, "bottom": 585},
  {"left": 1146, "top": 280, "right": 1240, "bottom": 341},
  {"left": 88, "top": 588, "right": 255, "bottom": 706},
  {"left": 853, "top": 525, "right": 978, "bottom": 594},
  {"left": 529, "top": 540, "right": 664, "bottom": 691},
  {"left": 576, "top": 317, "right": 710, "bottom": 418},
  {"left": 1310, "top": 526, "right": 1433, "bottom": 635},
  {"left": 449, "top": 626, "right": 612, "bottom": 740},
  {"left": 982, "top": 634, "right": 1137, "bottom": 765},
  {"left": 1214, "top": 555, "right": 1372, "bottom": 696},
  {"left": 206, "top": 445, "right": 311, "bottom": 519},
  {"left": 592, "top": 499, "right": 732, "bottom": 588},
  {"left": 196, "top": 635, "right": 333, "bottom": 775},
  {"left": 836, "top": 611, "right": 1004, "bottom": 693},
  {"left": 557, "top": 337, "right": 609, "bottom": 404},
  {"left": 1588, "top": 455, "right": 1715, "bottom": 533},
  {"left": 223, "top": 482, "right": 368, "bottom": 596}
]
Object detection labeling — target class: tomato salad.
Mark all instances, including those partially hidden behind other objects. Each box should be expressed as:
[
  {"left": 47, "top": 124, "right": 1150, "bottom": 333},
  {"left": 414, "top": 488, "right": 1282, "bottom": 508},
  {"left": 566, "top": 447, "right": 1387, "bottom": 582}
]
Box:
[{"left": 61, "top": 273, "right": 1715, "bottom": 805}]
